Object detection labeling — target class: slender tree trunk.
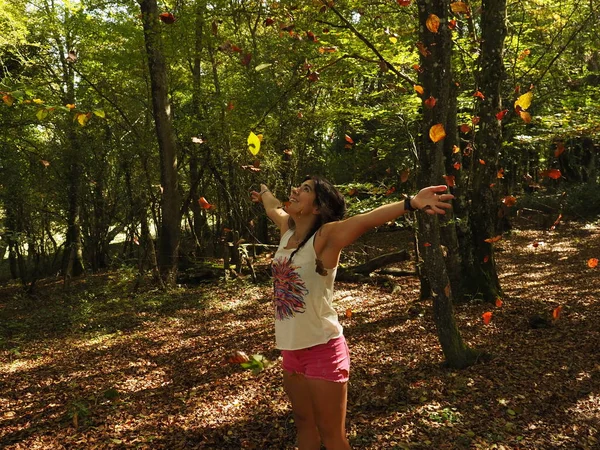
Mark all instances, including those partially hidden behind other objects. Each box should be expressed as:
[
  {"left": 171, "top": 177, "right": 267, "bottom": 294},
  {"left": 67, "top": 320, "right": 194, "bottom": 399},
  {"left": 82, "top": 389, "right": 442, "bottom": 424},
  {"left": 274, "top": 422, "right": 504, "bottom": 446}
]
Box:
[
  {"left": 464, "top": 0, "right": 507, "bottom": 302},
  {"left": 417, "top": 0, "right": 477, "bottom": 368},
  {"left": 139, "top": 0, "right": 181, "bottom": 287}
]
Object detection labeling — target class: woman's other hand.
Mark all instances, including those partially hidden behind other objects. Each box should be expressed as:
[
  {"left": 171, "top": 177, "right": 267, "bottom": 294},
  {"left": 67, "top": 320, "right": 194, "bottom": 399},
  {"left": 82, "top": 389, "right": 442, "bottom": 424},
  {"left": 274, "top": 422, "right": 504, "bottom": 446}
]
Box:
[{"left": 412, "top": 185, "right": 454, "bottom": 215}]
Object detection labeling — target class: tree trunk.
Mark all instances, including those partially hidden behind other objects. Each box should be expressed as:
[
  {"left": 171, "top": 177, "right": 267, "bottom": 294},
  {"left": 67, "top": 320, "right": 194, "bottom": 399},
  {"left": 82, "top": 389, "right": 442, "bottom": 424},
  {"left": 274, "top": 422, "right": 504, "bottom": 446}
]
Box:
[
  {"left": 139, "top": 0, "right": 181, "bottom": 287},
  {"left": 417, "top": 0, "right": 476, "bottom": 368},
  {"left": 464, "top": 0, "right": 507, "bottom": 302}
]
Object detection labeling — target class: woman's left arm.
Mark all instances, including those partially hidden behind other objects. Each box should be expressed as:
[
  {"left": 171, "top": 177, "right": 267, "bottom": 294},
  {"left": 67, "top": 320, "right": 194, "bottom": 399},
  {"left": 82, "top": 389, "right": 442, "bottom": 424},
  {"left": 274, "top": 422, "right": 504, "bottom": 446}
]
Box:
[{"left": 322, "top": 185, "right": 453, "bottom": 251}]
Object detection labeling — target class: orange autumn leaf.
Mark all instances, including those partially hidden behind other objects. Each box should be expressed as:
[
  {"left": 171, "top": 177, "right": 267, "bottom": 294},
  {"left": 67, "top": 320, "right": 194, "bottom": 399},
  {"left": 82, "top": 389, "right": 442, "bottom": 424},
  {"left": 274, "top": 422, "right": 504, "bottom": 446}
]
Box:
[
  {"left": 555, "top": 142, "right": 565, "bottom": 157},
  {"left": 414, "top": 85, "right": 425, "bottom": 95},
  {"left": 198, "top": 197, "right": 212, "bottom": 209},
  {"left": 473, "top": 90, "right": 485, "bottom": 100},
  {"left": 588, "top": 258, "right": 599, "bottom": 268},
  {"left": 426, "top": 14, "right": 440, "bottom": 33},
  {"left": 484, "top": 235, "right": 502, "bottom": 243},
  {"left": 424, "top": 96, "right": 437, "bottom": 108},
  {"left": 482, "top": 311, "right": 493, "bottom": 325},
  {"left": 443, "top": 174, "right": 456, "bottom": 187},
  {"left": 472, "top": 116, "right": 481, "bottom": 125},
  {"left": 345, "top": 308, "right": 353, "bottom": 318},
  {"left": 448, "top": 19, "right": 457, "bottom": 30},
  {"left": 479, "top": 159, "right": 486, "bottom": 165},
  {"left": 552, "top": 305, "right": 562, "bottom": 320},
  {"left": 453, "top": 145, "right": 460, "bottom": 154},
  {"left": 460, "top": 123, "right": 472, "bottom": 133},
  {"left": 496, "top": 109, "right": 509, "bottom": 120},
  {"left": 348, "top": 188, "right": 358, "bottom": 196},
  {"left": 519, "top": 110, "right": 532, "bottom": 123},
  {"left": 159, "top": 12, "right": 176, "bottom": 24},
  {"left": 416, "top": 41, "right": 431, "bottom": 57},
  {"left": 495, "top": 298, "right": 503, "bottom": 308},
  {"left": 450, "top": 1, "right": 470, "bottom": 14},
  {"left": 345, "top": 134, "right": 354, "bottom": 144},
  {"left": 453, "top": 162, "right": 461, "bottom": 170},
  {"left": 502, "top": 195, "right": 517, "bottom": 207},
  {"left": 423, "top": 242, "right": 432, "bottom": 247},
  {"left": 429, "top": 124, "right": 446, "bottom": 142},
  {"left": 541, "top": 169, "right": 562, "bottom": 180},
  {"left": 412, "top": 64, "right": 422, "bottom": 72},
  {"left": 385, "top": 186, "right": 396, "bottom": 196},
  {"left": 518, "top": 49, "right": 531, "bottom": 60},
  {"left": 497, "top": 168, "right": 505, "bottom": 178}
]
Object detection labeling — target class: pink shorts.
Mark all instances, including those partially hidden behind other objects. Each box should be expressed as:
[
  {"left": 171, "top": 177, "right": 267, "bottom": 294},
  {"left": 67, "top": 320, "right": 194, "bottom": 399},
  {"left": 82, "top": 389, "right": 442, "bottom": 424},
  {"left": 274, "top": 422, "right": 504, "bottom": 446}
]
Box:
[{"left": 281, "top": 336, "right": 350, "bottom": 383}]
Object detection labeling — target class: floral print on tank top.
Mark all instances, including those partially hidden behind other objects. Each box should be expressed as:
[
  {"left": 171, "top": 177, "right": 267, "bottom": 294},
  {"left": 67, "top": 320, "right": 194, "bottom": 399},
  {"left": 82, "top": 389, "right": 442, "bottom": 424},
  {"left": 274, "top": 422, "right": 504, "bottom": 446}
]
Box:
[{"left": 272, "top": 257, "right": 308, "bottom": 320}]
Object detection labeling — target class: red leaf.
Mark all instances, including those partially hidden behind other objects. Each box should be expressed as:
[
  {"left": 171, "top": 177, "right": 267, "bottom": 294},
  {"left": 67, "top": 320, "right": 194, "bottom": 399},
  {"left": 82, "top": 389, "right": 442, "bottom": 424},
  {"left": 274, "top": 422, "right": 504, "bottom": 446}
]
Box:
[
  {"left": 241, "top": 53, "right": 252, "bottom": 66},
  {"left": 198, "top": 197, "right": 212, "bottom": 209},
  {"left": 264, "top": 18, "right": 275, "bottom": 26},
  {"left": 484, "top": 235, "right": 502, "bottom": 243},
  {"left": 460, "top": 124, "right": 471, "bottom": 133},
  {"left": 423, "top": 242, "right": 432, "bottom": 247},
  {"left": 552, "top": 305, "right": 562, "bottom": 320},
  {"left": 158, "top": 12, "right": 176, "bottom": 24},
  {"left": 587, "top": 258, "right": 598, "bottom": 268},
  {"left": 495, "top": 298, "right": 503, "bottom": 308},
  {"left": 502, "top": 195, "right": 517, "bottom": 207},
  {"left": 541, "top": 169, "right": 561, "bottom": 180},
  {"left": 483, "top": 255, "right": 489, "bottom": 263},
  {"left": 397, "top": 0, "right": 412, "bottom": 6},
  {"left": 424, "top": 96, "right": 437, "bottom": 108},
  {"left": 448, "top": 19, "right": 457, "bottom": 30},
  {"left": 496, "top": 109, "right": 509, "bottom": 120},
  {"left": 482, "top": 311, "right": 493, "bottom": 325},
  {"left": 443, "top": 175, "right": 456, "bottom": 187},
  {"left": 385, "top": 186, "right": 396, "bottom": 196},
  {"left": 473, "top": 90, "right": 485, "bottom": 100},
  {"left": 345, "top": 134, "right": 354, "bottom": 144},
  {"left": 453, "top": 162, "right": 461, "bottom": 170}
]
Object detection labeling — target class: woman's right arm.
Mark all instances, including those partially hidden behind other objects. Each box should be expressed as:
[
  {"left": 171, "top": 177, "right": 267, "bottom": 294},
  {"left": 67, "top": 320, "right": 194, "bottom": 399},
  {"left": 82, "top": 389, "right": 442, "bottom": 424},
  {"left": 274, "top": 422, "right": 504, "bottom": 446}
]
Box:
[{"left": 251, "top": 184, "right": 289, "bottom": 234}]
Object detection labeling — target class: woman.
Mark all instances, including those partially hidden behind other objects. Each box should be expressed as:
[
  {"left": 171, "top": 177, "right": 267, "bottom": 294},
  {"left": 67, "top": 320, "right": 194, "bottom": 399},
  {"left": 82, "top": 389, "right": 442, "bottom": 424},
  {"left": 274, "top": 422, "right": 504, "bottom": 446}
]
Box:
[{"left": 251, "top": 176, "right": 453, "bottom": 450}]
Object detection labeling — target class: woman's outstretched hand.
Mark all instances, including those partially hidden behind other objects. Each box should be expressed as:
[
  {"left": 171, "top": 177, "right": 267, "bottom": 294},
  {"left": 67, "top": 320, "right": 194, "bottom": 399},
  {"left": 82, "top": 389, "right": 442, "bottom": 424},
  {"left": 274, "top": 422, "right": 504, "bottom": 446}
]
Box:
[
  {"left": 250, "top": 184, "right": 269, "bottom": 204},
  {"left": 411, "top": 185, "right": 454, "bottom": 215}
]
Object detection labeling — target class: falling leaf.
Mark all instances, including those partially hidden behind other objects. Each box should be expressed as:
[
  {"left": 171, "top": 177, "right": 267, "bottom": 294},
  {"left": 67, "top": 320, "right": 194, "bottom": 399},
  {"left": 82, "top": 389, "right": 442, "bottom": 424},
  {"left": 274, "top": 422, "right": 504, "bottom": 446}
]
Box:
[
  {"left": 588, "top": 258, "right": 598, "bottom": 268},
  {"left": 345, "top": 134, "right": 354, "bottom": 144},
  {"left": 483, "top": 255, "right": 489, "bottom": 263},
  {"left": 228, "top": 350, "right": 250, "bottom": 364},
  {"left": 248, "top": 131, "right": 261, "bottom": 155},
  {"left": 191, "top": 136, "right": 205, "bottom": 144},
  {"left": 450, "top": 1, "right": 470, "bottom": 14},
  {"left": 397, "top": 0, "right": 412, "bottom": 6},
  {"left": 448, "top": 19, "right": 457, "bottom": 30},
  {"left": 482, "top": 311, "right": 492, "bottom": 324},
  {"left": 400, "top": 170, "right": 410, "bottom": 183},
  {"left": 453, "top": 162, "right": 461, "bottom": 170},
  {"left": 389, "top": 36, "right": 398, "bottom": 44},
  {"left": 307, "top": 31, "right": 318, "bottom": 42},
  {"left": 495, "top": 298, "right": 503, "bottom": 308},
  {"left": 473, "top": 90, "right": 485, "bottom": 100},
  {"left": 472, "top": 116, "right": 481, "bottom": 125},
  {"left": 66, "top": 103, "right": 76, "bottom": 109},
  {"left": 40, "top": 160, "right": 50, "bottom": 167},
  {"left": 453, "top": 145, "right": 460, "bottom": 154},
  {"left": 484, "top": 235, "right": 502, "bottom": 243},
  {"left": 460, "top": 124, "right": 472, "bottom": 133},
  {"left": 66, "top": 50, "right": 77, "bottom": 63},
  {"left": 159, "top": 12, "right": 176, "bottom": 24},
  {"left": 33, "top": 98, "right": 44, "bottom": 104},
  {"left": 198, "top": 197, "right": 212, "bottom": 210},
  {"left": 444, "top": 284, "right": 451, "bottom": 297},
  {"left": 231, "top": 45, "right": 242, "bottom": 53},
  {"left": 426, "top": 14, "right": 440, "bottom": 33},
  {"left": 514, "top": 91, "right": 533, "bottom": 110},
  {"left": 412, "top": 64, "right": 422, "bottom": 72},
  {"left": 345, "top": 308, "right": 353, "bottom": 319},
  {"left": 414, "top": 85, "right": 425, "bottom": 95},
  {"left": 502, "top": 196, "right": 517, "bottom": 207},
  {"left": 497, "top": 168, "right": 505, "bottom": 179},
  {"left": 554, "top": 142, "right": 565, "bottom": 157},
  {"left": 76, "top": 112, "right": 91, "bottom": 127},
  {"left": 416, "top": 41, "right": 431, "bottom": 57},
  {"left": 552, "top": 305, "right": 562, "bottom": 320},
  {"left": 496, "top": 109, "right": 509, "bottom": 120},
  {"left": 550, "top": 214, "right": 562, "bottom": 230},
  {"left": 348, "top": 188, "right": 358, "bottom": 196},
  {"left": 318, "top": 47, "right": 337, "bottom": 53},
  {"left": 255, "top": 63, "right": 272, "bottom": 71},
  {"left": 93, "top": 109, "right": 105, "bottom": 118},
  {"left": 519, "top": 110, "right": 532, "bottom": 123},
  {"left": 540, "top": 169, "right": 561, "bottom": 180},
  {"left": 424, "top": 96, "right": 437, "bottom": 108},
  {"left": 307, "top": 71, "right": 320, "bottom": 82},
  {"left": 479, "top": 159, "right": 486, "bottom": 165},
  {"left": 443, "top": 175, "right": 456, "bottom": 187},
  {"left": 385, "top": 186, "right": 396, "bottom": 196},
  {"left": 429, "top": 124, "right": 446, "bottom": 143},
  {"left": 423, "top": 242, "right": 432, "bottom": 247},
  {"left": 264, "top": 18, "right": 274, "bottom": 26}
]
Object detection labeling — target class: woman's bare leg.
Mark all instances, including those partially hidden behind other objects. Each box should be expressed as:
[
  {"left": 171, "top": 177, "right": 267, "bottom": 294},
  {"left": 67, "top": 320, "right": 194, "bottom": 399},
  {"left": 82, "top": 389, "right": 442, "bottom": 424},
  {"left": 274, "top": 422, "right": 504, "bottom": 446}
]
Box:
[
  {"left": 283, "top": 370, "right": 321, "bottom": 450},
  {"left": 305, "top": 377, "right": 350, "bottom": 450}
]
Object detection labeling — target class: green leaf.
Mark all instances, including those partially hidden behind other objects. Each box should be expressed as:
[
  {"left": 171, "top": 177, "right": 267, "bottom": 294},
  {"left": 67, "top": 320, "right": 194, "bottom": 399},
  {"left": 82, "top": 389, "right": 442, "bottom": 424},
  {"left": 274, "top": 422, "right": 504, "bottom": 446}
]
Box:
[
  {"left": 255, "top": 63, "right": 272, "bottom": 72},
  {"left": 36, "top": 109, "right": 48, "bottom": 120},
  {"left": 93, "top": 109, "right": 105, "bottom": 118}
]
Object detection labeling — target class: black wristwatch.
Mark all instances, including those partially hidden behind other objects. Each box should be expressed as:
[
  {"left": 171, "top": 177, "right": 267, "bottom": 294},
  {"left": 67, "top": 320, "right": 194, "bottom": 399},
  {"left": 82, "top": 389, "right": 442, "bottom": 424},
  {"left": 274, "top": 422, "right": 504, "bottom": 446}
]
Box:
[{"left": 404, "top": 195, "right": 416, "bottom": 212}]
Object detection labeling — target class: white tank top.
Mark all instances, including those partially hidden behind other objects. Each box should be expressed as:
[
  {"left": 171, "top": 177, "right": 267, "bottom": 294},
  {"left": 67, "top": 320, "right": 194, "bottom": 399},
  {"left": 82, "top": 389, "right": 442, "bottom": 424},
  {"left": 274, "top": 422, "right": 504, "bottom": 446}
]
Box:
[{"left": 272, "top": 229, "right": 343, "bottom": 350}]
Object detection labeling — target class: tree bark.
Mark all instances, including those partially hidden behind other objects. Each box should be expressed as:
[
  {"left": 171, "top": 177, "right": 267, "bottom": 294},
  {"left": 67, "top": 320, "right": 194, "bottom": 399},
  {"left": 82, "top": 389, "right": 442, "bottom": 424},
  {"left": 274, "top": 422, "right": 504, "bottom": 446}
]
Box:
[
  {"left": 417, "top": 0, "right": 477, "bottom": 369},
  {"left": 139, "top": 0, "right": 181, "bottom": 287},
  {"left": 464, "top": 0, "right": 507, "bottom": 302}
]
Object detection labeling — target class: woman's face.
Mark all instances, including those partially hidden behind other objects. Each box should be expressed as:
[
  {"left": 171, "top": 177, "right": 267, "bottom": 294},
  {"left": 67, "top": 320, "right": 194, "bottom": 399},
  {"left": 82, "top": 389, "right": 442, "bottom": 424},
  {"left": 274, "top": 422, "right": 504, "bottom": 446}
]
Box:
[{"left": 287, "top": 180, "right": 318, "bottom": 216}]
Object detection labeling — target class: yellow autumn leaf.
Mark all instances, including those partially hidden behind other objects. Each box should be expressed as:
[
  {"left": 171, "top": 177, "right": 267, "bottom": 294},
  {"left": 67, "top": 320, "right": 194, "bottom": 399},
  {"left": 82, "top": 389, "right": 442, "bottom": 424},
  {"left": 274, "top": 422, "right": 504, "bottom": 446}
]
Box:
[
  {"left": 77, "top": 113, "right": 90, "bottom": 127},
  {"left": 414, "top": 85, "right": 425, "bottom": 95},
  {"left": 248, "top": 131, "right": 261, "bottom": 156},
  {"left": 514, "top": 91, "right": 533, "bottom": 111},
  {"left": 66, "top": 104, "right": 76, "bottom": 109},
  {"left": 450, "top": 1, "right": 469, "bottom": 14},
  {"left": 33, "top": 98, "right": 44, "bottom": 104},
  {"left": 426, "top": 14, "right": 440, "bottom": 33},
  {"left": 93, "top": 109, "right": 106, "bottom": 118},
  {"left": 429, "top": 124, "right": 446, "bottom": 143},
  {"left": 389, "top": 36, "right": 397, "bottom": 44}
]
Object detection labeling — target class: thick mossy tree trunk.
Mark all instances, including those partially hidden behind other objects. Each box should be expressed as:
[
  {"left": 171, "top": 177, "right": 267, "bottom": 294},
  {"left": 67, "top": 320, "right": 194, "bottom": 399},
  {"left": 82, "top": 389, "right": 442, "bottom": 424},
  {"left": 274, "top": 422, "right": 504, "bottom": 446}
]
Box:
[
  {"left": 417, "top": 0, "right": 477, "bottom": 369},
  {"left": 463, "top": 0, "right": 507, "bottom": 302},
  {"left": 139, "top": 0, "right": 181, "bottom": 287}
]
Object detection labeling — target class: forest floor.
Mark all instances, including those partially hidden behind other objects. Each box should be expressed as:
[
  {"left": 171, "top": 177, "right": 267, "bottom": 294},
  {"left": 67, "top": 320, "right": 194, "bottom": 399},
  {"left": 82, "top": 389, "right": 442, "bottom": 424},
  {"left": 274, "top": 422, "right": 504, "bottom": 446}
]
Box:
[{"left": 1, "top": 221, "right": 599, "bottom": 449}]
